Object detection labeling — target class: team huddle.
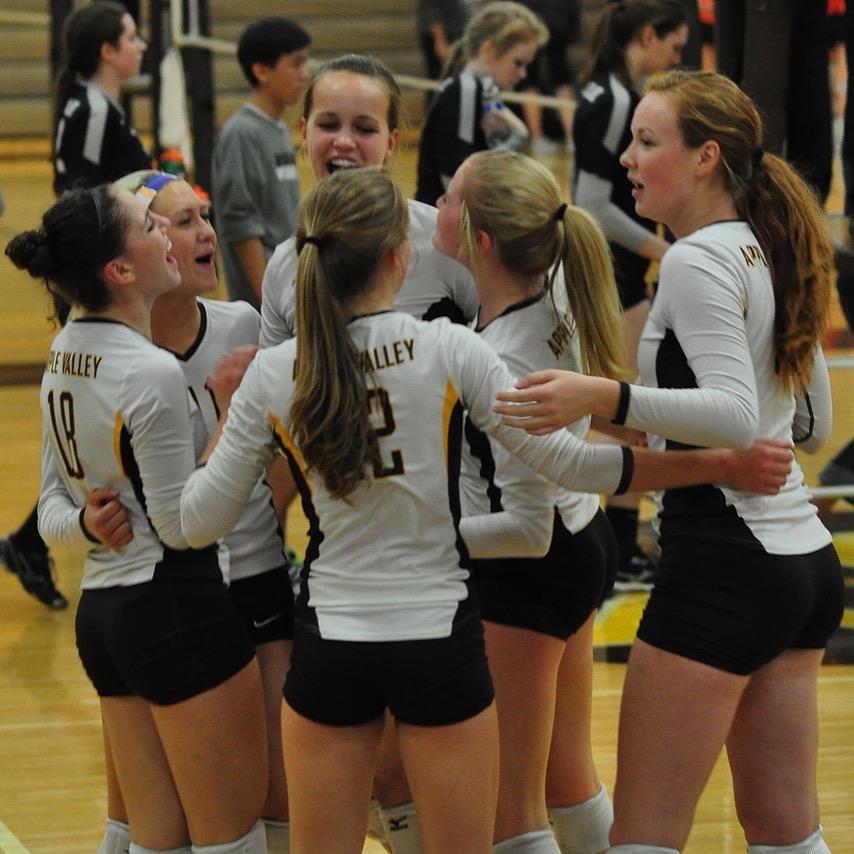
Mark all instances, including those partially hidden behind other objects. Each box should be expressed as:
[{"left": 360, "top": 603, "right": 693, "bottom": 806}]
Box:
[{"left": 2, "top": 1, "right": 845, "bottom": 853}]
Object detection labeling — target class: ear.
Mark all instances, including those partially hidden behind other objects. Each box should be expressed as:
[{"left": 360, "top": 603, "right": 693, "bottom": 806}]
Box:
[
  {"left": 252, "top": 61, "right": 271, "bottom": 86},
  {"left": 297, "top": 115, "right": 307, "bottom": 147},
  {"left": 476, "top": 228, "right": 493, "bottom": 255},
  {"left": 100, "top": 40, "right": 118, "bottom": 66},
  {"left": 478, "top": 39, "right": 498, "bottom": 64},
  {"left": 385, "top": 128, "right": 400, "bottom": 161},
  {"left": 638, "top": 24, "right": 656, "bottom": 49},
  {"left": 696, "top": 139, "right": 721, "bottom": 176},
  {"left": 101, "top": 257, "right": 134, "bottom": 287}
]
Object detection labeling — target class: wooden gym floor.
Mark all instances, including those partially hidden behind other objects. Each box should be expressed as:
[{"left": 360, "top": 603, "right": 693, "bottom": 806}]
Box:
[{"left": 0, "top": 146, "right": 851, "bottom": 852}]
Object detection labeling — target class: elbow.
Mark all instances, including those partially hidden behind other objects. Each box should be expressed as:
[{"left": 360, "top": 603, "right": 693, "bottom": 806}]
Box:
[{"left": 520, "top": 514, "right": 553, "bottom": 557}]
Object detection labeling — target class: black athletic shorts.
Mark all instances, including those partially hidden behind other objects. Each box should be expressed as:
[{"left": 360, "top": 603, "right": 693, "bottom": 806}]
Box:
[
  {"left": 474, "top": 508, "right": 617, "bottom": 639},
  {"left": 229, "top": 565, "right": 295, "bottom": 645},
  {"left": 284, "top": 610, "right": 494, "bottom": 727},
  {"left": 637, "top": 540, "right": 844, "bottom": 675},
  {"left": 76, "top": 576, "right": 256, "bottom": 705}
]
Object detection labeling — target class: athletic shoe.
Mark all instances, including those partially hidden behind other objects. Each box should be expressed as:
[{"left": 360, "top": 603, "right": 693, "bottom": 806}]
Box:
[
  {"left": 612, "top": 546, "right": 658, "bottom": 593},
  {"left": 0, "top": 535, "right": 68, "bottom": 609}
]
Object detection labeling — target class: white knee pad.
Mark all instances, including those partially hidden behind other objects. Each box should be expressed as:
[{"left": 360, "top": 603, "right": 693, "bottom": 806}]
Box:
[
  {"left": 190, "top": 820, "right": 266, "bottom": 854},
  {"left": 98, "top": 819, "right": 130, "bottom": 854},
  {"left": 129, "top": 844, "right": 191, "bottom": 854},
  {"left": 379, "top": 801, "right": 420, "bottom": 853},
  {"left": 549, "top": 783, "right": 614, "bottom": 853},
  {"left": 608, "top": 846, "right": 680, "bottom": 853},
  {"left": 493, "top": 829, "right": 561, "bottom": 853},
  {"left": 747, "top": 827, "right": 831, "bottom": 854},
  {"left": 263, "top": 818, "right": 289, "bottom": 854}
]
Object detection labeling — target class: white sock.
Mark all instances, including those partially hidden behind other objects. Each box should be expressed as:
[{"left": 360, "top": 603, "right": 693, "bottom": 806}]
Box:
[
  {"left": 98, "top": 819, "right": 130, "bottom": 854},
  {"left": 129, "top": 844, "right": 191, "bottom": 854},
  {"left": 263, "top": 819, "right": 289, "bottom": 854},
  {"left": 493, "top": 829, "right": 561, "bottom": 852},
  {"left": 747, "top": 827, "right": 831, "bottom": 854},
  {"left": 366, "top": 799, "right": 392, "bottom": 851},
  {"left": 549, "top": 783, "right": 613, "bottom": 853},
  {"left": 608, "top": 847, "right": 680, "bottom": 853},
  {"left": 379, "top": 801, "right": 420, "bottom": 853},
  {"left": 190, "top": 820, "right": 266, "bottom": 853}
]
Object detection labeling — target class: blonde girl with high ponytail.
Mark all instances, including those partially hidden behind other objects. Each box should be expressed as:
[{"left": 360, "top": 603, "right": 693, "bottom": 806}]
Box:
[{"left": 433, "top": 148, "right": 628, "bottom": 852}]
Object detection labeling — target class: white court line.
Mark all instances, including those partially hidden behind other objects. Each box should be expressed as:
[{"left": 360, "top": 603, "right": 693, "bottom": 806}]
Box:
[{"left": 0, "top": 818, "right": 30, "bottom": 853}]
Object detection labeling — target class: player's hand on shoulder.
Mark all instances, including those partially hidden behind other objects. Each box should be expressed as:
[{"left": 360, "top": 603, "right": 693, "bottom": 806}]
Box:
[
  {"left": 208, "top": 345, "right": 259, "bottom": 412},
  {"left": 83, "top": 487, "right": 133, "bottom": 548}
]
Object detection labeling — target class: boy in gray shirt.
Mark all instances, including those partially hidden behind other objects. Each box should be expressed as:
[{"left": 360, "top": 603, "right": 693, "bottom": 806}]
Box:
[{"left": 213, "top": 18, "right": 311, "bottom": 307}]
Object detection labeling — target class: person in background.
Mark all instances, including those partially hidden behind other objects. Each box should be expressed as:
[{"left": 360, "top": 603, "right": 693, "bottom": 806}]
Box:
[
  {"left": 417, "top": 0, "right": 476, "bottom": 83},
  {"left": 517, "top": 0, "right": 581, "bottom": 156},
  {"left": 572, "top": 0, "right": 688, "bottom": 591},
  {"left": 416, "top": 1, "right": 548, "bottom": 206},
  {"left": 212, "top": 17, "right": 311, "bottom": 308},
  {"left": 52, "top": 1, "right": 151, "bottom": 195}
]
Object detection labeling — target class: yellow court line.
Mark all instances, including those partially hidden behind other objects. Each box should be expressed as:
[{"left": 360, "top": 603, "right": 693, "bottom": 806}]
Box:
[{"left": 0, "top": 818, "right": 30, "bottom": 854}]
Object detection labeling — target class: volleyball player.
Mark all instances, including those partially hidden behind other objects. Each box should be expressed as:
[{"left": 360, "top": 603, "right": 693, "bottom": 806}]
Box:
[
  {"left": 180, "top": 167, "right": 791, "bottom": 854},
  {"left": 53, "top": 1, "right": 151, "bottom": 195},
  {"left": 415, "top": 1, "right": 547, "bottom": 206},
  {"left": 260, "top": 53, "right": 478, "bottom": 350},
  {"left": 434, "top": 149, "right": 627, "bottom": 853},
  {"left": 6, "top": 186, "right": 267, "bottom": 853},
  {"left": 259, "top": 52, "right": 480, "bottom": 852},
  {"left": 116, "top": 170, "right": 294, "bottom": 853},
  {"left": 495, "top": 71, "right": 844, "bottom": 852}
]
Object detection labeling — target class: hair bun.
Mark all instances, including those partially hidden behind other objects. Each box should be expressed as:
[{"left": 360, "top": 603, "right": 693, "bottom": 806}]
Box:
[{"left": 5, "top": 228, "right": 57, "bottom": 279}]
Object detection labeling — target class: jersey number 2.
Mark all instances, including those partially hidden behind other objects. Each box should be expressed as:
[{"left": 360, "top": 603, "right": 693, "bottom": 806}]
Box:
[
  {"left": 367, "top": 388, "right": 404, "bottom": 478},
  {"left": 47, "top": 390, "right": 85, "bottom": 479}
]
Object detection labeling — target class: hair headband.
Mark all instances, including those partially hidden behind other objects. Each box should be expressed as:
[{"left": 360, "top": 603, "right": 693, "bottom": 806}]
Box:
[{"left": 134, "top": 172, "right": 179, "bottom": 208}]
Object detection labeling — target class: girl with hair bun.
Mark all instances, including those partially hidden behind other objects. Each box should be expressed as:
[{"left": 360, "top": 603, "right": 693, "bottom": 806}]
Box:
[
  {"left": 495, "top": 70, "right": 843, "bottom": 852},
  {"left": 6, "top": 185, "right": 268, "bottom": 854},
  {"left": 53, "top": 1, "right": 151, "bottom": 195},
  {"left": 180, "top": 166, "right": 791, "bottom": 854}
]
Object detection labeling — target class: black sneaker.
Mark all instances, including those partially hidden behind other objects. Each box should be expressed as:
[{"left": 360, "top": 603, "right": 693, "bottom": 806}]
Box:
[
  {"left": 612, "top": 546, "right": 658, "bottom": 593},
  {"left": 0, "top": 535, "right": 68, "bottom": 609}
]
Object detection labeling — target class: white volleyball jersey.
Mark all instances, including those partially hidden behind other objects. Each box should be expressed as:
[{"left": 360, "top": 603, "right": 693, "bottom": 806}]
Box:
[
  {"left": 38, "top": 318, "right": 221, "bottom": 589},
  {"left": 630, "top": 220, "right": 831, "bottom": 555},
  {"left": 182, "top": 313, "right": 628, "bottom": 642},
  {"left": 162, "top": 299, "right": 285, "bottom": 580},
  {"left": 259, "top": 198, "right": 479, "bottom": 346},
  {"left": 460, "top": 289, "right": 599, "bottom": 559}
]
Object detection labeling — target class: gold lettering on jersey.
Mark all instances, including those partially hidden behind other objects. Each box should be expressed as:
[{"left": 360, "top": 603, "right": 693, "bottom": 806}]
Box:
[
  {"left": 547, "top": 311, "right": 574, "bottom": 359},
  {"left": 46, "top": 350, "right": 103, "bottom": 379},
  {"left": 739, "top": 244, "right": 768, "bottom": 268},
  {"left": 359, "top": 339, "right": 415, "bottom": 372}
]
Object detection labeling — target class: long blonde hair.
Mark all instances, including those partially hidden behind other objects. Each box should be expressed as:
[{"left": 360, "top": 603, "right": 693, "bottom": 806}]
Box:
[
  {"left": 647, "top": 70, "right": 833, "bottom": 391},
  {"left": 459, "top": 150, "right": 628, "bottom": 380},
  {"left": 291, "top": 168, "right": 409, "bottom": 499}
]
